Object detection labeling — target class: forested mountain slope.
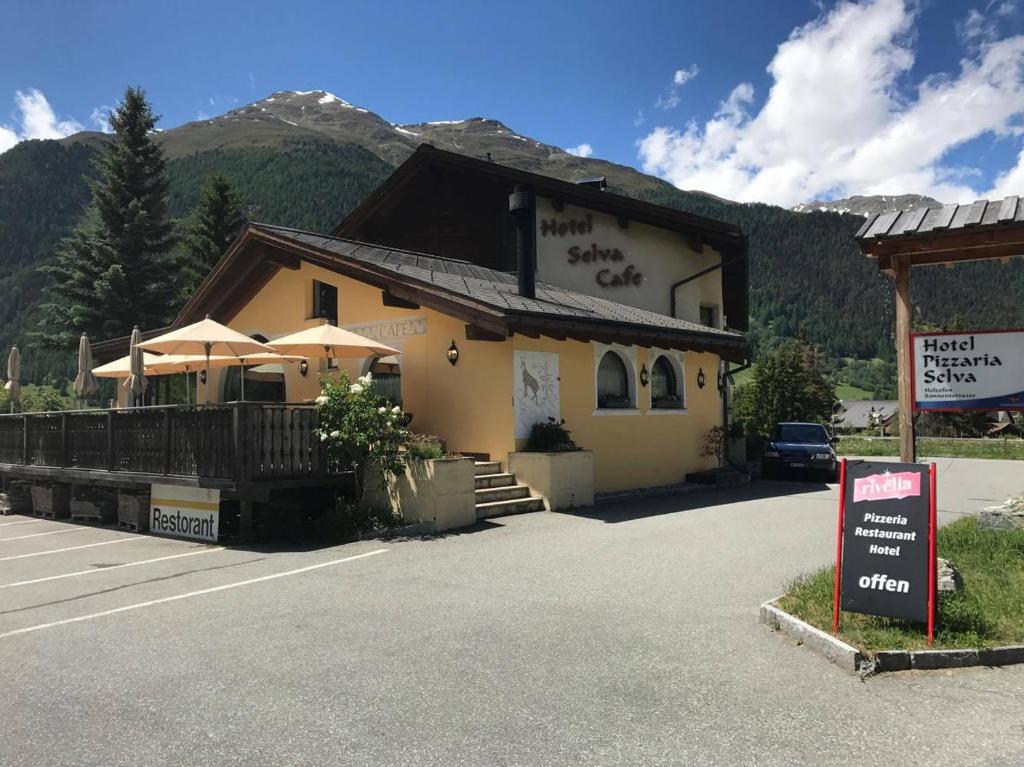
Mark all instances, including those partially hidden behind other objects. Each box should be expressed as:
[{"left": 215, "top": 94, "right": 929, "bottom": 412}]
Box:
[{"left": 1, "top": 90, "right": 1021, "bottom": 383}]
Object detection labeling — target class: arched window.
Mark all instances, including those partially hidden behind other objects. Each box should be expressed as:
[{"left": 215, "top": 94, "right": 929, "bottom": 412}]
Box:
[
  {"left": 597, "top": 351, "right": 633, "bottom": 409},
  {"left": 651, "top": 354, "right": 684, "bottom": 409}
]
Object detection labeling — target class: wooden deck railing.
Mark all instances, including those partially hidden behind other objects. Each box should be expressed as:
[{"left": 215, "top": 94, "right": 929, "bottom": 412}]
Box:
[{"left": 0, "top": 403, "right": 334, "bottom": 483}]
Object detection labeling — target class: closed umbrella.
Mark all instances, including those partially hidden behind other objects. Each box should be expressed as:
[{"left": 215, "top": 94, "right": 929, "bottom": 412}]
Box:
[
  {"left": 123, "top": 326, "right": 148, "bottom": 407},
  {"left": 73, "top": 333, "right": 99, "bottom": 407},
  {"left": 4, "top": 346, "right": 19, "bottom": 414},
  {"left": 139, "top": 316, "right": 274, "bottom": 403},
  {"left": 268, "top": 320, "right": 398, "bottom": 360}
]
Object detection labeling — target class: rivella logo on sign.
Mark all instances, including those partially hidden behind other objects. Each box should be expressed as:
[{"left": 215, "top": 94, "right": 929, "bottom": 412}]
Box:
[
  {"left": 852, "top": 471, "right": 921, "bottom": 503},
  {"left": 913, "top": 329, "right": 1024, "bottom": 411},
  {"left": 150, "top": 484, "right": 220, "bottom": 542}
]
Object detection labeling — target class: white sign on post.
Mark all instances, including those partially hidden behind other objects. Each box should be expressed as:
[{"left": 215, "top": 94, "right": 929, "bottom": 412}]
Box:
[
  {"left": 150, "top": 484, "right": 221, "bottom": 542},
  {"left": 912, "top": 329, "right": 1024, "bottom": 412}
]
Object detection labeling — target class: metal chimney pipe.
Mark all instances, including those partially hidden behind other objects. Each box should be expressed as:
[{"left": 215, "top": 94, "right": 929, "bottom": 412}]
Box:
[{"left": 509, "top": 184, "right": 536, "bottom": 299}]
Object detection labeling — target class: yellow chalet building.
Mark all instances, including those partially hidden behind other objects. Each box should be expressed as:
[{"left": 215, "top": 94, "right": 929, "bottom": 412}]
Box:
[{"left": 159, "top": 146, "right": 750, "bottom": 495}]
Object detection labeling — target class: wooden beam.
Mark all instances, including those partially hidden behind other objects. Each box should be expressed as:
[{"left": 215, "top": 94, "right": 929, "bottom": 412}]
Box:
[
  {"left": 894, "top": 254, "right": 916, "bottom": 463},
  {"left": 381, "top": 291, "right": 420, "bottom": 310},
  {"left": 464, "top": 324, "right": 506, "bottom": 342}
]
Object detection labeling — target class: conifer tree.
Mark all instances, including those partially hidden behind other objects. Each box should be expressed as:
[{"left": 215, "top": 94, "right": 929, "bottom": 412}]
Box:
[
  {"left": 41, "top": 87, "right": 175, "bottom": 344},
  {"left": 178, "top": 173, "right": 246, "bottom": 301}
]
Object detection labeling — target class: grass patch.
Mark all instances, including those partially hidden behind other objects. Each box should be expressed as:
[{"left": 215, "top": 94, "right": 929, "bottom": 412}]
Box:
[
  {"left": 835, "top": 382, "right": 873, "bottom": 401},
  {"left": 837, "top": 436, "right": 1024, "bottom": 460},
  {"left": 778, "top": 517, "right": 1024, "bottom": 652}
]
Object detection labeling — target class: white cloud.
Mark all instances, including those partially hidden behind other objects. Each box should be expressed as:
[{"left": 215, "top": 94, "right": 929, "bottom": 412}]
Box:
[
  {"left": 633, "top": 110, "right": 646, "bottom": 127},
  {"left": 89, "top": 106, "right": 113, "bottom": 133},
  {"left": 0, "top": 126, "right": 17, "bottom": 153},
  {"left": 673, "top": 65, "right": 700, "bottom": 86},
  {"left": 637, "top": 0, "right": 1024, "bottom": 206},
  {"left": 655, "top": 64, "right": 700, "bottom": 110},
  {"left": 0, "top": 88, "right": 84, "bottom": 154},
  {"left": 15, "top": 89, "right": 82, "bottom": 139},
  {"left": 566, "top": 142, "right": 594, "bottom": 158}
]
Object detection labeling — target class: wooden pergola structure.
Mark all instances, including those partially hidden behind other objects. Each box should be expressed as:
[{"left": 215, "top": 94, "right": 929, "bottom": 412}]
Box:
[{"left": 856, "top": 196, "right": 1024, "bottom": 462}]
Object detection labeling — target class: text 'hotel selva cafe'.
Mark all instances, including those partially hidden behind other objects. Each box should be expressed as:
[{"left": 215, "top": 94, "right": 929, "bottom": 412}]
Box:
[{"left": 114, "top": 146, "right": 751, "bottom": 495}]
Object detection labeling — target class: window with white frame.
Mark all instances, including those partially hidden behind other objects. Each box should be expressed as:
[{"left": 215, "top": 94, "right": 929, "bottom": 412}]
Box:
[
  {"left": 596, "top": 350, "right": 635, "bottom": 409},
  {"left": 650, "top": 353, "right": 685, "bottom": 409}
]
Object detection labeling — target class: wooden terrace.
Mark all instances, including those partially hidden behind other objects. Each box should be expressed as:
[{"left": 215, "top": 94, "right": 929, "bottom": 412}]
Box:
[{"left": 0, "top": 403, "right": 350, "bottom": 501}]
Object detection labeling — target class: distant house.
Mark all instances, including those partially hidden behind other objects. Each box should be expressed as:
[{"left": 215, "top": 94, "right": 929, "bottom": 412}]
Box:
[{"left": 834, "top": 400, "right": 898, "bottom": 434}]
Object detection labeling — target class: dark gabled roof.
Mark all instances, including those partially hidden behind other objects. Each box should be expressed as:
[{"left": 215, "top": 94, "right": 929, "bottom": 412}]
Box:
[
  {"left": 855, "top": 196, "right": 1024, "bottom": 241},
  {"left": 174, "top": 223, "right": 750, "bottom": 362},
  {"left": 333, "top": 144, "right": 745, "bottom": 253}
]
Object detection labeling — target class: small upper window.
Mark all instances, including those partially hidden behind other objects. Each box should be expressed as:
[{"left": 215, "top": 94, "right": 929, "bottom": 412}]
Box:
[
  {"left": 597, "top": 351, "right": 633, "bottom": 409},
  {"left": 651, "top": 355, "right": 684, "bottom": 409},
  {"left": 313, "top": 280, "right": 338, "bottom": 324},
  {"left": 699, "top": 305, "right": 717, "bottom": 328}
]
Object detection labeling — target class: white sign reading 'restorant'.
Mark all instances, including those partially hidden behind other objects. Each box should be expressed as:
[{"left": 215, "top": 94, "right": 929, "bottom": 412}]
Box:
[
  {"left": 150, "top": 484, "right": 221, "bottom": 542},
  {"left": 912, "top": 329, "right": 1024, "bottom": 412}
]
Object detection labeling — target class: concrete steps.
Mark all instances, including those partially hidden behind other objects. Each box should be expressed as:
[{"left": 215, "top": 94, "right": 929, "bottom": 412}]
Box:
[
  {"left": 475, "top": 496, "right": 545, "bottom": 518},
  {"left": 475, "top": 472, "right": 516, "bottom": 490},
  {"left": 473, "top": 461, "right": 543, "bottom": 519}
]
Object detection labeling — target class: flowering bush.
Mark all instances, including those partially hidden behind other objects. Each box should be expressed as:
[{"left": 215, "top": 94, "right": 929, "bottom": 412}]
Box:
[{"left": 315, "top": 371, "right": 408, "bottom": 501}]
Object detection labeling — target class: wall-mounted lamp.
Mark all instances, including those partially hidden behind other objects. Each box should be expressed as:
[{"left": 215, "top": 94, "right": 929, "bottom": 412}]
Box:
[
  {"left": 199, "top": 370, "right": 208, "bottom": 385},
  {"left": 447, "top": 339, "right": 459, "bottom": 366},
  {"left": 696, "top": 367, "right": 706, "bottom": 389},
  {"left": 639, "top": 363, "right": 649, "bottom": 388},
  {"left": 299, "top": 360, "right": 309, "bottom": 377}
]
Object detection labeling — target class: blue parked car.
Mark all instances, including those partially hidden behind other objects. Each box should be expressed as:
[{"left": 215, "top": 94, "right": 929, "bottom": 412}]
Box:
[{"left": 762, "top": 422, "right": 838, "bottom": 482}]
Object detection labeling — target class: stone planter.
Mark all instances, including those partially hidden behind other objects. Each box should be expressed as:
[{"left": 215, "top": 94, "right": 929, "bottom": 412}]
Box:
[
  {"left": 507, "top": 450, "right": 594, "bottom": 511},
  {"left": 363, "top": 457, "right": 477, "bottom": 533}
]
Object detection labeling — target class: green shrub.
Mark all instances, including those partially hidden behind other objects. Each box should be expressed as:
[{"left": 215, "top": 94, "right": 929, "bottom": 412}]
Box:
[
  {"left": 525, "top": 418, "right": 580, "bottom": 453},
  {"left": 406, "top": 434, "right": 445, "bottom": 460}
]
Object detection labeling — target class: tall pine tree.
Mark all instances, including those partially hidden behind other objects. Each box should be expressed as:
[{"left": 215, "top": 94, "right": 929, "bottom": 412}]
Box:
[
  {"left": 42, "top": 87, "right": 175, "bottom": 344},
  {"left": 177, "top": 173, "right": 246, "bottom": 301}
]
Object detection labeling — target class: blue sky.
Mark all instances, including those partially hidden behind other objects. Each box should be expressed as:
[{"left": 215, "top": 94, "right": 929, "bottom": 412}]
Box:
[{"left": 3, "top": 0, "right": 1024, "bottom": 206}]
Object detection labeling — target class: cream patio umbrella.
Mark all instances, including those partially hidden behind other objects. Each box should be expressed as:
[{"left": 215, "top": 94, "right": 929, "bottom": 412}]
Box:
[
  {"left": 267, "top": 320, "right": 399, "bottom": 360},
  {"left": 73, "top": 333, "right": 100, "bottom": 408},
  {"left": 4, "top": 346, "right": 19, "bottom": 414},
  {"left": 93, "top": 352, "right": 164, "bottom": 378},
  {"left": 138, "top": 316, "right": 274, "bottom": 403},
  {"left": 123, "top": 326, "right": 148, "bottom": 408}
]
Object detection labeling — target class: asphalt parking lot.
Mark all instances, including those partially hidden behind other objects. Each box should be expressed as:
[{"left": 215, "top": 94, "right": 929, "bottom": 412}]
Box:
[{"left": 1, "top": 457, "right": 1022, "bottom": 766}]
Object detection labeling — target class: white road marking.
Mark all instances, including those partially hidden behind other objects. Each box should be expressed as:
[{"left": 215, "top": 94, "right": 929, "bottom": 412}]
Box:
[
  {"left": 0, "top": 548, "right": 388, "bottom": 640},
  {"left": 0, "top": 528, "right": 84, "bottom": 542},
  {"left": 0, "top": 537, "right": 145, "bottom": 562},
  {"left": 0, "top": 546, "right": 226, "bottom": 589},
  {"left": 0, "top": 519, "right": 45, "bottom": 528}
]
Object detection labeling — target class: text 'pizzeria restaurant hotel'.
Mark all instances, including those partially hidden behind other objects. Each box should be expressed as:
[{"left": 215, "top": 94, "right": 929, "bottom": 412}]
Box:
[{"left": 157, "top": 146, "right": 751, "bottom": 494}]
